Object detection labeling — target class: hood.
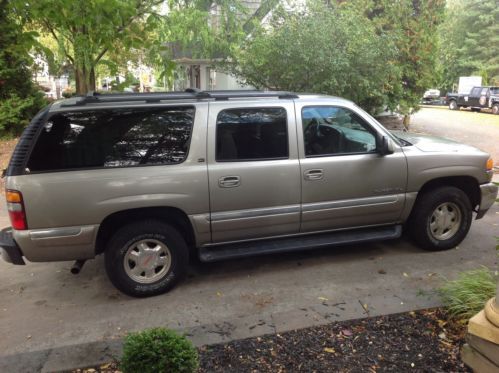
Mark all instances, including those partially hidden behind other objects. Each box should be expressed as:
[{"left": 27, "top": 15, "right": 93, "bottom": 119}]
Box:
[{"left": 391, "top": 131, "right": 483, "bottom": 153}]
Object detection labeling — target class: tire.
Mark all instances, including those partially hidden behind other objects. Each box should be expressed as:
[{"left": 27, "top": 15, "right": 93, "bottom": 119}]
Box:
[
  {"left": 492, "top": 104, "right": 499, "bottom": 115},
  {"left": 104, "top": 220, "right": 188, "bottom": 297},
  {"left": 448, "top": 100, "right": 458, "bottom": 110},
  {"left": 408, "top": 186, "right": 472, "bottom": 251}
]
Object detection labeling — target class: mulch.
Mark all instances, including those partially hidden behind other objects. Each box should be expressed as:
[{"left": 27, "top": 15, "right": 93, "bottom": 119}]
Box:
[
  {"left": 78, "top": 309, "right": 469, "bottom": 373},
  {"left": 198, "top": 309, "right": 469, "bottom": 373}
]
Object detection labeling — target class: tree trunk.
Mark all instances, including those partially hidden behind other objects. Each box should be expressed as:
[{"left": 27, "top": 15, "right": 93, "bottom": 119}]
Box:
[{"left": 75, "top": 65, "right": 96, "bottom": 95}]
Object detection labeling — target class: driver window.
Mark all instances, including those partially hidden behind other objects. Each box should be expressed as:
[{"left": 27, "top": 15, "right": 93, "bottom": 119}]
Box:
[{"left": 302, "top": 106, "right": 376, "bottom": 157}]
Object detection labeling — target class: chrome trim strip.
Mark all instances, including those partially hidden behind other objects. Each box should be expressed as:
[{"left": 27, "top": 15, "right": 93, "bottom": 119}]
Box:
[
  {"left": 211, "top": 204, "right": 301, "bottom": 222},
  {"left": 302, "top": 195, "right": 399, "bottom": 212},
  {"left": 30, "top": 227, "right": 83, "bottom": 239}
]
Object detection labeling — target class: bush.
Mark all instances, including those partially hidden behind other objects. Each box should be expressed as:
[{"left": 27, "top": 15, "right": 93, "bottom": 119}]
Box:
[
  {"left": 438, "top": 267, "right": 497, "bottom": 320},
  {"left": 0, "top": 92, "right": 46, "bottom": 137},
  {"left": 121, "top": 328, "right": 198, "bottom": 373}
]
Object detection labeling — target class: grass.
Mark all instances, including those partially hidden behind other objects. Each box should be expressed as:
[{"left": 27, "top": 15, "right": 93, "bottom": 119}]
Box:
[{"left": 438, "top": 267, "right": 497, "bottom": 320}]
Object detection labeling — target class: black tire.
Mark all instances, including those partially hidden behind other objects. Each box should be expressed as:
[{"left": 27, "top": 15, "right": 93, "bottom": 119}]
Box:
[
  {"left": 104, "top": 220, "right": 188, "bottom": 297},
  {"left": 492, "top": 104, "right": 499, "bottom": 115},
  {"left": 448, "top": 100, "right": 458, "bottom": 110},
  {"left": 408, "top": 186, "right": 472, "bottom": 251}
]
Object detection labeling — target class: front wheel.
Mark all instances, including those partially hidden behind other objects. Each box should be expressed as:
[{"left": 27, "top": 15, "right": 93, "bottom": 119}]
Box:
[
  {"left": 105, "top": 220, "right": 188, "bottom": 297},
  {"left": 448, "top": 100, "right": 458, "bottom": 110},
  {"left": 408, "top": 186, "right": 472, "bottom": 251}
]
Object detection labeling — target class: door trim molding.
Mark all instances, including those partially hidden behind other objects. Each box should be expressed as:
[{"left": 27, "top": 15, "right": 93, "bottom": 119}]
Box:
[
  {"left": 211, "top": 204, "right": 301, "bottom": 222},
  {"left": 302, "top": 195, "right": 399, "bottom": 212}
]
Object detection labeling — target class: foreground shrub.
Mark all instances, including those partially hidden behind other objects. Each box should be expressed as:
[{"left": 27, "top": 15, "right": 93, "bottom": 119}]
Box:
[
  {"left": 439, "top": 267, "right": 497, "bottom": 320},
  {"left": 121, "top": 328, "right": 198, "bottom": 373}
]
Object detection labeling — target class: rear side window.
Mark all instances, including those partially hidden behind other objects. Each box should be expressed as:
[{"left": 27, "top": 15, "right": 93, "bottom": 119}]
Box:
[
  {"left": 27, "top": 107, "right": 195, "bottom": 172},
  {"left": 216, "top": 107, "right": 288, "bottom": 161}
]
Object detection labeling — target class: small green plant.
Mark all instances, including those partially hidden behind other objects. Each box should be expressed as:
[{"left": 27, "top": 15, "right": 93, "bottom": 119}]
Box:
[
  {"left": 438, "top": 267, "right": 497, "bottom": 320},
  {"left": 121, "top": 328, "right": 198, "bottom": 373}
]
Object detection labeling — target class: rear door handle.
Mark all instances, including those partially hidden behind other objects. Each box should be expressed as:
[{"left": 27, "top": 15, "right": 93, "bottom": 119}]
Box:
[
  {"left": 304, "top": 169, "right": 323, "bottom": 180},
  {"left": 219, "top": 176, "right": 241, "bottom": 188}
]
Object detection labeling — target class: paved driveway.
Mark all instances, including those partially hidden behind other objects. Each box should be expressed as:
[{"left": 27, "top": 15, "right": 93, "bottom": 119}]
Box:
[{"left": 0, "top": 108, "right": 498, "bottom": 360}]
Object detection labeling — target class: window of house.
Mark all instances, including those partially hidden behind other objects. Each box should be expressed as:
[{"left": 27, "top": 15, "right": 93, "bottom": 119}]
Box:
[
  {"left": 216, "top": 107, "right": 288, "bottom": 161},
  {"left": 302, "top": 106, "right": 376, "bottom": 156},
  {"left": 27, "top": 107, "right": 195, "bottom": 172}
]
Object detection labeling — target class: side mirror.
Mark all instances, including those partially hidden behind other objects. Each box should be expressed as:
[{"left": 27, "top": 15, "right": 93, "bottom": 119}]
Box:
[{"left": 377, "top": 135, "right": 394, "bottom": 156}]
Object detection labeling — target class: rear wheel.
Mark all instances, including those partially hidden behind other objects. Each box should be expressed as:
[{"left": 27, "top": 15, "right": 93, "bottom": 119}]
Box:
[
  {"left": 104, "top": 220, "right": 188, "bottom": 297},
  {"left": 449, "top": 100, "right": 458, "bottom": 110},
  {"left": 408, "top": 186, "right": 472, "bottom": 251},
  {"left": 492, "top": 104, "right": 499, "bottom": 115}
]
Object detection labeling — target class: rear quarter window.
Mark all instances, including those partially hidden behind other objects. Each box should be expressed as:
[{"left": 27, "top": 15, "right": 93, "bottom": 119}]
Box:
[{"left": 27, "top": 107, "right": 195, "bottom": 172}]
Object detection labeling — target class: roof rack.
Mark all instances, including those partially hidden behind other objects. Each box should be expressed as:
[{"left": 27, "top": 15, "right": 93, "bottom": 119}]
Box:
[{"left": 61, "top": 89, "right": 299, "bottom": 106}]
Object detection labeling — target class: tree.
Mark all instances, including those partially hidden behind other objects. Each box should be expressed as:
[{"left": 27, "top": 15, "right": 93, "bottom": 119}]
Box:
[
  {"left": 366, "top": 0, "right": 446, "bottom": 114},
  {"left": 0, "top": 0, "right": 45, "bottom": 136},
  {"left": 227, "top": 0, "right": 445, "bottom": 115},
  {"left": 13, "top": 0, "right": 164, "bottom": 94},
  {"left": 227, "top": 1, "right": 399, "bottom": 113},
  {"left": 437, "top": 0, "right": 499, "bottom": 91}
]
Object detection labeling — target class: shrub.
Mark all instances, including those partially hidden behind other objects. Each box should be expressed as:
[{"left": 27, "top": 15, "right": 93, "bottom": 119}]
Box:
[
  {"left": 121, "top": 328, "right": 198, "bottom": 373},
  {"left": 438, "top": 267, "right": 497, "bottom": 320},
  {"left": 0, "top": 93, "right": 46, "bottom": 137}
]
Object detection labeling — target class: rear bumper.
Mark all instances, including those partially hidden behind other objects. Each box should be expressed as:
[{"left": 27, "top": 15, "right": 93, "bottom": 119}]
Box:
[
  {"left": 0, "top": 227, "right": 25, "bottom": 265},
  {"left": 476, "top": 182, "right": 498, "bottom": 219}
]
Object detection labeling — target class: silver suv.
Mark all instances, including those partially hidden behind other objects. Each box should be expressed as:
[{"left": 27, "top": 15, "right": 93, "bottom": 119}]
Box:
[{"left": 1, "top": 90, "right": 497, "bottom": 297}]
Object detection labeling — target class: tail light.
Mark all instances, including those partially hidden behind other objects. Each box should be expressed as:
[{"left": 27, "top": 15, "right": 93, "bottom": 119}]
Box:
[{"left": 6, "top": 190, "right": 28, "bottom": 230}]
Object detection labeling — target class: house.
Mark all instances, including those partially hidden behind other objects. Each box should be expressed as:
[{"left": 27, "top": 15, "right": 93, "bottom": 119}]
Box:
[{"left": 172, "top": 0, "right": 278, "bottom": 91}]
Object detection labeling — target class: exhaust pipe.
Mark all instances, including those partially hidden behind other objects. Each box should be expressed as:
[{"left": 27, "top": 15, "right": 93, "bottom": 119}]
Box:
[{"left": 70, "top": 259, "right": 86, "bottom": 275}]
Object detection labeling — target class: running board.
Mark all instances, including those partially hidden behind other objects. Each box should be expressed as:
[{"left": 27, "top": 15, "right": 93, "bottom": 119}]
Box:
[{"left": 199, "top": 225, "right": 402, "bottom": 262}]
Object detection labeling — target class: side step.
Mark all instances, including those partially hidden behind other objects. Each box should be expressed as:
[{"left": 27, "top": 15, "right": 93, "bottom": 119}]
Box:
[{"left": 199, "top": 225, "right": 402, "bottom": 262}]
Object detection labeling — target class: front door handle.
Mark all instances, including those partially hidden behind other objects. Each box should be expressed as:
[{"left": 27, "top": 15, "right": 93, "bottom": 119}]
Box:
[
  {"left": 219, "top": 176, "right": 241, "bottom": 188},
  {"left": 304, "top": 169, "right": 323, "bottom": 180}
]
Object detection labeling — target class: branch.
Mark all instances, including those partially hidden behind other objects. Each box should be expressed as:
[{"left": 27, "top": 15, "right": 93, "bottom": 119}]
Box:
[
  {"left": 42, "top": 19, "right": 74, "bottom": 65},
  {"left": 93, "top": 47, "right": 108, "bottom": 66}
]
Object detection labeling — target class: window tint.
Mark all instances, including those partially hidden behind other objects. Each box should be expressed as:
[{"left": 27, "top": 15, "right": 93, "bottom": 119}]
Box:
[
  {"left": 216, "top": 108, "right": 288, "bottom": 161},
  {"left": 27, "top": 107, "right": 194, "bottom": 171},
  {"left": 302, "top": 106, "right": 376, "bottom": 156}
]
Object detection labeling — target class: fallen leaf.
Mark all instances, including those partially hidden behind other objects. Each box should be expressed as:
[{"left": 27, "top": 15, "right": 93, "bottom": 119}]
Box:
[
  {"left": 403, "top": 272, "right": 409, "bottom": 277},
  {"left": 378, "top": 269, "right": 387, "bottom": 274},
  {"left": 318, "top": 296, "right": 328, "bottom": 301},
  {"left": 342, "top": 329, "right": 353, "bottom": 336},
  {"left": 216, "top": 292, "right": 223, "bottom": 297},
  {"left": 324, "top": 347, "right": 335, "bottom": 353}
]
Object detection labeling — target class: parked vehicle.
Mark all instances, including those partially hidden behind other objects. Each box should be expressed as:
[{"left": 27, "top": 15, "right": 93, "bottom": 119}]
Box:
[
  {"left": 422, "top": 89, "right": 441, "bottom": 104},
  {"left": 1, "top": 90, "right": 497, "bottom": 297},
  {"left": 446, "top": 86, "right": 499, "bottom": 114}
]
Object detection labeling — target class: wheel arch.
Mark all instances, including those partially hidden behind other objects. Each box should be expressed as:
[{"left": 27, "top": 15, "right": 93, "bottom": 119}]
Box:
[
  {"left": 95, "top": 206, "right": 196, "bottom": 255},
  {"left": 416, "top": 176, "right": 480, "bottom": 211}
]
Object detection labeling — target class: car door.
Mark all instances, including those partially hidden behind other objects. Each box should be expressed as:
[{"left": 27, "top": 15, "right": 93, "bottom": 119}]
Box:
[
  {"left": 207, "top": 101, "right": 301, "bottom": 243},
  {"left": 467, "top": 87, "right": 482, "bottom": 107},
  {"left": 296, "top": 101, "right": 408, "bottom": 232}
]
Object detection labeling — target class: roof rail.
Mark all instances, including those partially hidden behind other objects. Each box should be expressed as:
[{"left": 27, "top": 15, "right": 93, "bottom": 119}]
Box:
[{"left": 60, "top": 89, "right": 298, "bottom": 107}]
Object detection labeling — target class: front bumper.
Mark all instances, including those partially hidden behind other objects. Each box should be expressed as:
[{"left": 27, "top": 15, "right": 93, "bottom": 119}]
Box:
[
  {"left": 0, "top": 227, "right": 25, "bottom": 265},
  {"left": 476, "top": 182, "right": 498, "bottom": 219}
]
